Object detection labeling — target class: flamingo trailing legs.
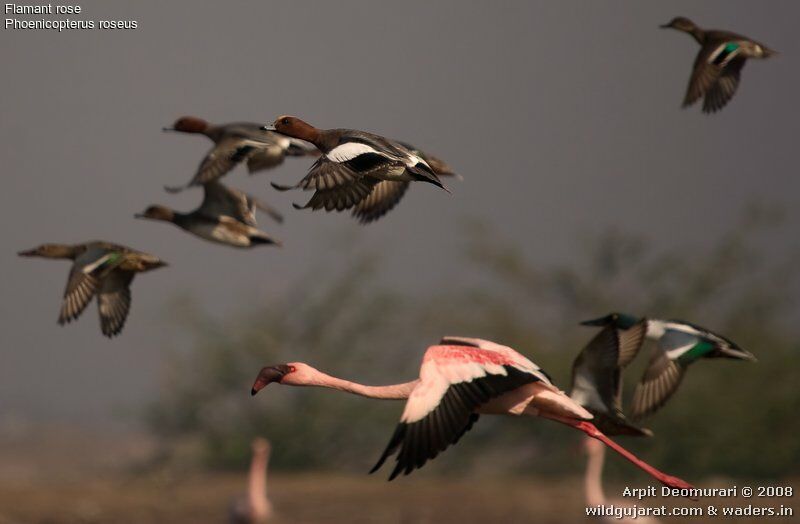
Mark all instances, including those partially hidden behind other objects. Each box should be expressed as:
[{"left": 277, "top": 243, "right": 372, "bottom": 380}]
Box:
[{"left": 251, "top": 336, "right": 693, "bottom": 492}]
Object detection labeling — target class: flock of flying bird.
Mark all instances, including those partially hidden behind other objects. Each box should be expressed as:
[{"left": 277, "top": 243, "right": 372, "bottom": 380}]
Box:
[{"left": 16, "top": 15, "right": 773, "bottom": 519}]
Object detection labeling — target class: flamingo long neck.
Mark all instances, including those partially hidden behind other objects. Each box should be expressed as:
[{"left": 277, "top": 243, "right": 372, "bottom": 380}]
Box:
[
  {"left": 247, "top": 447, "right": 270, "bottom": 520},
  {"left": 584, "top": 437, "right": 607, "bottom": 506},
  {"left": 308, "top": 370, "right": 418, "bottom": 400}
]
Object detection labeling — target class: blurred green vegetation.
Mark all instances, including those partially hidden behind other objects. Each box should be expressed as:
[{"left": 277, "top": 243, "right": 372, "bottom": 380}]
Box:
[{"left": 147, "top": 207, "right": 800, "bottom": 479}]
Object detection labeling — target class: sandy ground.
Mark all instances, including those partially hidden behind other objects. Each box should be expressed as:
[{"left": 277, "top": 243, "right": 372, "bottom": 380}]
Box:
[
  {"left": 2, "top": 473, "right": 798, "bottom": 524},
  {"left": 0, "top": 427, "right": 795, "bottom": 523}
]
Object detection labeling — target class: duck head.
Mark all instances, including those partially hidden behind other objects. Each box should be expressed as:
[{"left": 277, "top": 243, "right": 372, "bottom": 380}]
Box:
[
  {"left": 263, "top": 115, "right": 321, "bottom": 144},
  {"left": 660, "top": 16, "right": 697, "bottom": 33},
  {"left": 135, "top": 205, "right": 176, "bottom": 223},
  {"left": 17, "top": 243, "right": 76, "bottom": 259},
  {"left": 581, "top": 312, "right": 641, "bottom": 330},
  {"left": 163, "top": 116, "right": 209, "bottom": 134}
]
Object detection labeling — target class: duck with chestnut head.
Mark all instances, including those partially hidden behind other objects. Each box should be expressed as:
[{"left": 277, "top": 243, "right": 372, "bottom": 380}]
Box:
[
  {"left": 264, "top": 116, "right": 452, "bottom": 222},
  {"left": 163, "top": 115, "right": 317, "bottom": 192}
]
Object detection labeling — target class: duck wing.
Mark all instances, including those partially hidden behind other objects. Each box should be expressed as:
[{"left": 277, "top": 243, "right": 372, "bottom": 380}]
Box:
[
  {"left": 165, "top": 136, "right": 268, "bottom": 192},
  {"left": 245, "top": 142, "right": 290, "bottom": 172},
  {"left": 246, "top": 135, "right": 317, "bottom": 173},
  {"left": 96, "top": 270, "right": 134, "bottom": 338},
  {"left": 58, "top": 249, "right": 123, "bottom": 325},
  {"left": 684, "top": 41, "right": 746, "bottom": 110},
  {"left": 351, "top": 180, "right": 410, "bottom": 224},
  {"left": 59, "top": 265, "right": 100, "bottom": 325},
  {"left": 272, "top": 156, "right": 380, "bottom": 212},
  {"left": 630, "top": 329, "right": 694, "bottom": 420},
  {"left": 703, "top": 56, "right": 745, "bottom": 113},
  {"left": 197, "top": 181, "right": 256, "bottom": 225},
  {"left": 570, "top": 323, "right": 647, "bottom": 421}
]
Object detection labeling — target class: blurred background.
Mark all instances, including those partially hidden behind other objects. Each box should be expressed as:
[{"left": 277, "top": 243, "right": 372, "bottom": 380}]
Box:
[{"left": 1, "top": 1, "right": 798, "bottom": 522}]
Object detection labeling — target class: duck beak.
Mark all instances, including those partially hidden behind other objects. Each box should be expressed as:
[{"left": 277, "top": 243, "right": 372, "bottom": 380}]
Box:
[
  {"left": 260, "top": 125, "right": 276, "bottom": 132},
  {"left": 17, "top": 248, "right": 37, "bottom": 257},
  {"left": 162, "top": 127, "right": 176, "bottom": 132},
  {"left": 580, "top": 316, "right": 609, "bottom": 327},
  {"left": 720, "top": 346, "right": 758, "bottom": 362},
  {"left": 659, "top": 23, "right": 671, "bottom": 29},
  {"left": 134, "top": 213, "right": 146, "bottom": 219}
]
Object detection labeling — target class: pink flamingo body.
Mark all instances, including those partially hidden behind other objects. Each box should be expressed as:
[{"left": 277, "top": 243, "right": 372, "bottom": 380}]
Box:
[{"left": 251, "top": 336, "right": 693, "bottom": 492}]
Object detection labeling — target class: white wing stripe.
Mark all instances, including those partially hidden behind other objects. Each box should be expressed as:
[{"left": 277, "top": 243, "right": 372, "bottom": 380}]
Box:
[{"left": 326, "top": 142, "right": 385, "bottom": 163}]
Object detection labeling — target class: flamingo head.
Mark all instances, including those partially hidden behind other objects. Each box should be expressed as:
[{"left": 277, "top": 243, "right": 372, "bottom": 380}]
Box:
[{"left": 251, "top": 362, "right": 319, "bottom": 395}]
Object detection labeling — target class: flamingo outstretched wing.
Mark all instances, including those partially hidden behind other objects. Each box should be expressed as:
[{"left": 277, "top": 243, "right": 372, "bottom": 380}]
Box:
[{"left": 370, "top": 339, "right": 551, "bottom": 480}]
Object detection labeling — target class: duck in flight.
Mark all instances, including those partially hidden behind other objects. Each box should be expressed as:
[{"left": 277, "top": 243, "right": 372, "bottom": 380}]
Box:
[
  {"left": 661, "top": 17, "right": 775, "bottom": 113},
  {"left": 18, "top": 241, "right": 167, "bottom": 337},
  {"left": 264, "top": 116, "right": 449, "bottom": 219},
  {"left": 569, "top": 317, "right": 653, "bottom": 437},
  {"left": 137, "top": 181, "right": 282, "bottom": 248},
  {"left": 580, "top": 313, "right": 756, "bottom": 420},
  {"left": 351, "top": 141, "right": 461, "bottom": 224},
  {"left": 163, "top": 116, "right": 317, "bottom": 192}
]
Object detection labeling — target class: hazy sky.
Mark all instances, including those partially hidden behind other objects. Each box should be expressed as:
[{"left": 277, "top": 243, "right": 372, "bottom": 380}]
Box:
[{"left": 1, "top": 1, "right": 798, "bottom": 427}]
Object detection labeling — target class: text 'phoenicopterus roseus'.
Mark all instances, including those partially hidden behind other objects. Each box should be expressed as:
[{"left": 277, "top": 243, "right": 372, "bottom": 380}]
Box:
[{"left": 251, "top": 336, "right": 694, "bottom": 492}]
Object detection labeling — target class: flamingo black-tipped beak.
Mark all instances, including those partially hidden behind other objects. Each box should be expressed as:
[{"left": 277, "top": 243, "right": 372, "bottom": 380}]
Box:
[{"left": 251, "top": 365, "right": 290, "bottom": 395}]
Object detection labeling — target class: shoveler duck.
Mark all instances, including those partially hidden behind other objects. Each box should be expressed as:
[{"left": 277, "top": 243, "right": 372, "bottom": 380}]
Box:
[
  {"left": 163, "top": 116, "right": 317, "bottom": 192},
  {"left": 18, "top": 241, "right": 167, "bottom": 338},
  {"left": 351, "top": 141, "right": 461, "bottom": 224},
  {"left": 661, "top": 16, "right": 776, "bottom": 113},
  {"left": 264, "top": 116, "right": 448, "bottom": 219},
  {"left": 581, "top": 313, "right": 756, "bottom": 420},
  {"left": 569, "top": 317, "right": 653, "bottom": 437},
  {"left": 137, "top": 181, "right": 282, "bottom": 248}
]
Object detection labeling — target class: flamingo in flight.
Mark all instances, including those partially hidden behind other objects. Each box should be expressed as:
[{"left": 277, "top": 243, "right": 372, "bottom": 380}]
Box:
[{"left": 251, "top": 336, "right": 693, "bottom": 492}]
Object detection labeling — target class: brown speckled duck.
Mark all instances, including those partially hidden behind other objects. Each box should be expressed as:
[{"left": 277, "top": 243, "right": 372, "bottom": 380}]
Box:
[
  {"left": 661, "top": 16, "right": 776, "bottom": 113},
  {"left": 18, "top": 241, "right": 167, "bottom": 338},
  {"left": 137, "top": 181, "right": 282, "bottom": 248}
]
